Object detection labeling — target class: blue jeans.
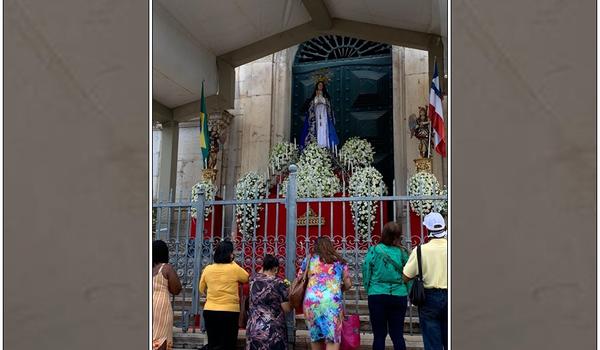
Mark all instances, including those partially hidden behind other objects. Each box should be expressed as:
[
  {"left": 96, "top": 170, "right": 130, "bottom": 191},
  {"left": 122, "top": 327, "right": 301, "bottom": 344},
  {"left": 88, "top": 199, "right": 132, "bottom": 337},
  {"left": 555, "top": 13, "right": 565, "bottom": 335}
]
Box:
[
  {"left": 368, "top": 294, "right": 408, "bottom": 350},
  {"left": 419, "top": 289, "right": 448, "bottom": 350}
]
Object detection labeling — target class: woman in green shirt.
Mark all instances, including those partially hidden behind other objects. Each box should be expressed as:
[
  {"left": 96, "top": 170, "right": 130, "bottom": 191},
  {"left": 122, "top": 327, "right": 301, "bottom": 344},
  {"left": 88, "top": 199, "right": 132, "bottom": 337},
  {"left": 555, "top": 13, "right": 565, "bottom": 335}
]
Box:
[{"left": 362, "top": 222, "right": 411, "bottom": 350}]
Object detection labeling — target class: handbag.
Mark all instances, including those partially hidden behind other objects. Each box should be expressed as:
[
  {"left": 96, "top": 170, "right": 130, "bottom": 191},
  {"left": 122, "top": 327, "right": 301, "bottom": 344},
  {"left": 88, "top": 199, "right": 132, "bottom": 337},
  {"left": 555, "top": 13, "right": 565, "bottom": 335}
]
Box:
[
  {"left": 340, "top": 268, "right": 360, "bottom": 350},
  {"left": 408, "top": 245, "right": 426, "bottom": 306},
  {"left": 289, "top": 254, "right": 311, "bottom": 309},
  {"left": 340, "top": 313, "right": 361, "bottom": 350}
]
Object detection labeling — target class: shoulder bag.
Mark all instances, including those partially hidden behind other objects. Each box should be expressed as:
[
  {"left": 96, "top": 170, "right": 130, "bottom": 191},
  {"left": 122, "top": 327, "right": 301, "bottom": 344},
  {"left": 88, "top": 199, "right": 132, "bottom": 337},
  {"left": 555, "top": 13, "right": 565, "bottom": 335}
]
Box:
[
  {"left": 408, "top": 245, "right": 426, "bottom": 306},
  {"left": 375, "top": 245, "right": 405, "bottom": 275},
  {"left": 289, "top": 254, "right": 311, "bottom": 308}
]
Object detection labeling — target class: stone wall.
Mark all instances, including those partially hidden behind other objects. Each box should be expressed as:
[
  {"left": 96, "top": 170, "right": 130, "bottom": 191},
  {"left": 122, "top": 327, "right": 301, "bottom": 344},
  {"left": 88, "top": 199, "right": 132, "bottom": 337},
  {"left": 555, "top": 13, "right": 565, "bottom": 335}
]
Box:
[{"left": 157, "top": 45, "right": 448, "bottom": 204}]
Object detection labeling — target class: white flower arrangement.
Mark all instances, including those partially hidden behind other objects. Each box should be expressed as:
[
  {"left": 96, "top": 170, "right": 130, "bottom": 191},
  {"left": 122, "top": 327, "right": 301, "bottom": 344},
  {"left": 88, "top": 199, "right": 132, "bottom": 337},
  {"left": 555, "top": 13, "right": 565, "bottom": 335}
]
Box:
[
  {"left": 349, "top": 166, "right": 387, "bottom": 241},
  {"left": 339, "top": 137, "right": 375, "bottom": 172},
  {"left": 408, "top": 171, "right": 441, "bottom": 216},
  {"left": 298, "top": 142, "right": 331, "bottom": 169},
  {"left": 235, "top": 172, "right": 267, "bottom": 240},
  {"left": 433, "top": 185, "right": 448, "bottom": 217},
  {"left": 190, "top": 179, "right": 217, "bottom": 219},
  {"left": 280, "top": 142, "right": 341, "bottom": 198},
  {"left": 268, "top": 141, "right": 299, "bottom": 175}
]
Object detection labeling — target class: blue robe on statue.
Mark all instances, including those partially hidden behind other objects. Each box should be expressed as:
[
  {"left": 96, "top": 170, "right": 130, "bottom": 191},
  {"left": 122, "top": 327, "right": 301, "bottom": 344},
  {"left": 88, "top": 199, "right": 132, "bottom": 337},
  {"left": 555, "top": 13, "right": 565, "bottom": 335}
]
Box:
[{"left": 299, "top": 95, "right": 339, "bottom": 151}]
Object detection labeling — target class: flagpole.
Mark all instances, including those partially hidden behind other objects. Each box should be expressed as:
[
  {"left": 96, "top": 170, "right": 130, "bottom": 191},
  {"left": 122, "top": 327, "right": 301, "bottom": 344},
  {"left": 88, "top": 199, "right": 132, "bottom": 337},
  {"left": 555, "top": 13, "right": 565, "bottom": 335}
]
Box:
[
  {"left": 200, "top": 79, "right": 206, "bottom": 170},
  {"left": 427, "top": 114, "right": 432, "bottom": 159},
  {"left": 428, "top": 57, "right": 437, "bottom": 159},
  {"left": 438, "top": 57, "right": 447, "bottom": 186},
  {"left": 427, "top": 56, "right": 448, "bottom": 182}
]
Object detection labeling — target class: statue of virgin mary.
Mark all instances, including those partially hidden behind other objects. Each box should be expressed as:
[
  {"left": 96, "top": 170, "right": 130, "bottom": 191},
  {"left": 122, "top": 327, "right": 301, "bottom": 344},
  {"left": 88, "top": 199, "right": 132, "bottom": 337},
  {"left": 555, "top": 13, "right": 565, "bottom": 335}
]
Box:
[{"left": 299, "top": 78, "right": 339, "bottom": 151}]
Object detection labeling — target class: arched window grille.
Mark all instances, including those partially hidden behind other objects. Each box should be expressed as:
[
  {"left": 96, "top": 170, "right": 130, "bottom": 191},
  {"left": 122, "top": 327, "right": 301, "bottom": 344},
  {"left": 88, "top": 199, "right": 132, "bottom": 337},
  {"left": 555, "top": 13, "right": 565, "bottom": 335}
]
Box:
[{"left": 296, "top": 35, "right": 391, "bottom": 63}]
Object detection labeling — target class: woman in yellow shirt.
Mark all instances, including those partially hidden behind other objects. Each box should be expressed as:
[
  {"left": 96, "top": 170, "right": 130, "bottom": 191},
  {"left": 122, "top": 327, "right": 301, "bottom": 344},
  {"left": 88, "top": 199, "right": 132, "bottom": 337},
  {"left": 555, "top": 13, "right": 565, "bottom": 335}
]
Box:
[{"left": 199, "top": 240, "right": 249, "bottom": 349}]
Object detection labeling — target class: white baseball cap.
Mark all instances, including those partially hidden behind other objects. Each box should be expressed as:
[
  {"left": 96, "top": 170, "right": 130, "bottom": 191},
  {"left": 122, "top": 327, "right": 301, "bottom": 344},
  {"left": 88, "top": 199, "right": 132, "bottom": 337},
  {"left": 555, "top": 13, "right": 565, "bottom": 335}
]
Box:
[{"left": 423, "top": 212, "right": 446, "bottom": 236}]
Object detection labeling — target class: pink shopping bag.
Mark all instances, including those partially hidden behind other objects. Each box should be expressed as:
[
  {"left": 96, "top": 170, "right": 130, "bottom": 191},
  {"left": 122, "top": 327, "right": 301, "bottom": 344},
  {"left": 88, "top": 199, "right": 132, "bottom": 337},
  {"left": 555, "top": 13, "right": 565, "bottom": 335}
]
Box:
[{"left": 340, "top": 314, "right": 360, "bottom": 350}]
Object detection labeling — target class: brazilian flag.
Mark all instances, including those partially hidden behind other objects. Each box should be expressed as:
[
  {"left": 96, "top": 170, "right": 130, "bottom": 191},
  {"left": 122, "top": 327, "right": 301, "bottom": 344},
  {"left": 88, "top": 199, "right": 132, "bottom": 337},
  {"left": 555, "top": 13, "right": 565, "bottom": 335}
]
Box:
[{"left": 199, "top": 82, "right": 210, "bottom": 166}]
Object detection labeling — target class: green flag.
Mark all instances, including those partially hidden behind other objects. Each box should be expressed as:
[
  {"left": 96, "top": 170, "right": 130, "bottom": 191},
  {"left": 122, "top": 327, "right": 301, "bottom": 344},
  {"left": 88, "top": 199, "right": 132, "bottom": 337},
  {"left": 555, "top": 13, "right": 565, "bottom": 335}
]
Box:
[{"left": 199, "top": 82, "right": 210, "bottom": 166}]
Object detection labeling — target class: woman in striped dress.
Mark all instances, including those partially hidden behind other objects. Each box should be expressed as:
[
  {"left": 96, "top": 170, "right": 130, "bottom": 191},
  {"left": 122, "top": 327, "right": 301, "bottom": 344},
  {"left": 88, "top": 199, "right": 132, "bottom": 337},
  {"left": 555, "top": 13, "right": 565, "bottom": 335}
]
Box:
[{"left": 153, "top": 240, "right": 182, "bottom": 350}]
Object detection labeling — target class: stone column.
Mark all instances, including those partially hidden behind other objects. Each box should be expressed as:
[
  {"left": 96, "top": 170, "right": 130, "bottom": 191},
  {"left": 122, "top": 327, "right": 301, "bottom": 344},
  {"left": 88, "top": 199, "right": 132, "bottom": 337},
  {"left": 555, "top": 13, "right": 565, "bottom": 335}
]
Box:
[
  {"left": 157, "top": 120, "right": 179, "bottom": 202},
  {"left": 392, "top": 46, "right": 408, "bottom": 198},
  {"left": 237, "top": 55, "right": 275, "bottom": 176},
  {"left": 271, "top": 46, "right": 298, "bottom": 145},
  {"left": 398, "top": 48, "right": 445, "bottom": 184}
]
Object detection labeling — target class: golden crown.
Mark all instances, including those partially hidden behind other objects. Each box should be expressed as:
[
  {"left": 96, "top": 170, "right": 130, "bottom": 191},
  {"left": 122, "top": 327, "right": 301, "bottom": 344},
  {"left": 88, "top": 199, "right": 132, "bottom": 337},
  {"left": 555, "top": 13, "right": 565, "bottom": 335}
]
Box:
[{"left": 311, "top": 69, "right": 332, "bottom": 85}]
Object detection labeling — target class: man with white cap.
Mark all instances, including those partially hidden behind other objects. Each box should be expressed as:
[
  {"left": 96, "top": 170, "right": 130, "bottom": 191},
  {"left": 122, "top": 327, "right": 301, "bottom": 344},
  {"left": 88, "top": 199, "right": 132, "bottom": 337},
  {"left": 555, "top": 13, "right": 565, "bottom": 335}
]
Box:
[{"left": 403, "top": 212, "right": 448, "bottom": 350}]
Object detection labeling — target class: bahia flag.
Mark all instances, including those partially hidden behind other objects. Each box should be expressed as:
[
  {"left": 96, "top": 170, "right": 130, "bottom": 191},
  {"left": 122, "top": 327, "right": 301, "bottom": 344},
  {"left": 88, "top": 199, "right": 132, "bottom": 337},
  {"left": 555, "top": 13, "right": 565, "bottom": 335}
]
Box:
[
  {"left": 199, "top": 81, "right": 210, "bottom": 166},
  {"left": 428, "top": 62, "right": 446, "bottom": 157}
]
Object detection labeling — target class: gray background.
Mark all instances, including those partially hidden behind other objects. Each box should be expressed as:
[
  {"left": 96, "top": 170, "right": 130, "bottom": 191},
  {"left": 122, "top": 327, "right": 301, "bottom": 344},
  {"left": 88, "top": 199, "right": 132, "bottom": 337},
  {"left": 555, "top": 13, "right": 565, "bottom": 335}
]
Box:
[
  {"left": 451, "top": 0, "right": 596, "bottom": 349},
  {"left": 5, "top": 0, "right": 149, "bottom": 348},
  {"left": 4, "top": 1, "right": 596, "bottom": 350}
]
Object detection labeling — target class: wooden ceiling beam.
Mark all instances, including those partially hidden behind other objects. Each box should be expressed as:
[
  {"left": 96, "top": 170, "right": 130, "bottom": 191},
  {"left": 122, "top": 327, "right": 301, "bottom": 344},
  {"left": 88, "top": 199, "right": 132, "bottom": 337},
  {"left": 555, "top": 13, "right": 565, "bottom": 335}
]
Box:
[
  {"left": 218, "top": 19, "right": 440, "bottom": 68},
  {"left": 301, "top": 0, "right": 333, "bottom": 30}
]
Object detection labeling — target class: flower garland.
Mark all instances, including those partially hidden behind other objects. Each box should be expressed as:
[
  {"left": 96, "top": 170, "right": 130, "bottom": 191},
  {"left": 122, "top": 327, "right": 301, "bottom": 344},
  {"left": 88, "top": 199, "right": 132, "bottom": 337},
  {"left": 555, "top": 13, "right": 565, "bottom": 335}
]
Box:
[
  {"left": 190, "top": 179, "right": 217, "bottom": 219},
  {"left": 235, "top": 172, "right": 267, "bottom": 240},
  {"left": 339, "top": 137, "right": 374, "bottom": 172},
  {"left": 433, "top": 185, "right": 448, "bottom": 217},
  {"left": 349, "top": 166, "right": 387, "bottom": 241},
  {"left": 407, "top": 171, "right": 441, "bottom": 216},
  {"left": 268, "top": 141, "right": 299, "bottom": 176},
  {"left": 280, "top": 142, "right": 341, "bottom": 198}
]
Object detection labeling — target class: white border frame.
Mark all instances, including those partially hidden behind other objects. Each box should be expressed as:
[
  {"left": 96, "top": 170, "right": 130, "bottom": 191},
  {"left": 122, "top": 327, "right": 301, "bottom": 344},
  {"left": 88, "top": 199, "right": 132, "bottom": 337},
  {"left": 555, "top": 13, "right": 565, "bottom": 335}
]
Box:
[
  {"left": 0, "top": 0, "right": 5, "bottom": 348},
  {"left": 596, "top": 2, "right": 600, "bottom": 349},
  {"left": 446, "top": 0, "right": 452, "bottom": 347},
  {"left": 149, "top": 0, "right": 154, "bottom": 348},
  {"left": 148, "top": 2, "right": 453, "bottom": 348}
]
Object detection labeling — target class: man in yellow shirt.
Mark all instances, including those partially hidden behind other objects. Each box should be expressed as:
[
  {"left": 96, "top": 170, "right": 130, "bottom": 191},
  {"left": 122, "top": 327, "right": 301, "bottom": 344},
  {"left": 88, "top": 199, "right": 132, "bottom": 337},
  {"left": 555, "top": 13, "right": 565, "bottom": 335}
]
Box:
[{"left": 403, "top": 212, "right": 448, "bottom": 350}]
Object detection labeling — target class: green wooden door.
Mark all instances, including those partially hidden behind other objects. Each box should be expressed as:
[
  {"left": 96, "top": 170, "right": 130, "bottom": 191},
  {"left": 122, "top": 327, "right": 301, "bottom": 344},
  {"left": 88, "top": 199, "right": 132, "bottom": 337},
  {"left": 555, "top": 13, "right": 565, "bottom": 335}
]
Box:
[{"left": 291, "top": 55, "right": 394, "bottom": 189}]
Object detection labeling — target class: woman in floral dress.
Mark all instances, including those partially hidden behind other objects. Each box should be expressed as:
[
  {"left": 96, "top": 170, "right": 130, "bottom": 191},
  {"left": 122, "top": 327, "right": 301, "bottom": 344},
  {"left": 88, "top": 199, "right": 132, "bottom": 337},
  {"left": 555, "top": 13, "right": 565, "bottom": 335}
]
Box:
[
  {"left": 246, "top": 254, "right": 291, "bottom": 350},
  {"left": 298, "top": 237, "right": 353, "bottom": 350}
]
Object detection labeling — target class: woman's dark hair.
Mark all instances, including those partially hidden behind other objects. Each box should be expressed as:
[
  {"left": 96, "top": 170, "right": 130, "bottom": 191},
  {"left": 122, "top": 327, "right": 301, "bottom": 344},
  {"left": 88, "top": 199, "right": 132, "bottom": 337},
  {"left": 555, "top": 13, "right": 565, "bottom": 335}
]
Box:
[
  {"left": 380, "top": 221, "right": 407, "bottom": 251},
  {"left": 314, "top": 236, "right": 346, "bottom": 264},
  {"left": 213, "top": 240, "right": 234, "bottom": 264},
  {"left": 263, "top": 254, "right": 280, "bottom": 271},
  {"left": 153, "top": 240, "right": 169, "bottom": 265},
  {"left": 302, "top": 81, "right": 331, "bottom": 113},
  {"left": 381, "top": 222, "right": 402, "bottom": 246}
]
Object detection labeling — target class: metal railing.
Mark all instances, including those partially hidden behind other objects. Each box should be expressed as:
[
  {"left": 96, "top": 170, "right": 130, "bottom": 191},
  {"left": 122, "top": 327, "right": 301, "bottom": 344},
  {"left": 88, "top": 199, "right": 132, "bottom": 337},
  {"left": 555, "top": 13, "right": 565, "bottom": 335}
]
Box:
[{"left": 152, "top": 165, "right": 447, "bottom": 341}]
